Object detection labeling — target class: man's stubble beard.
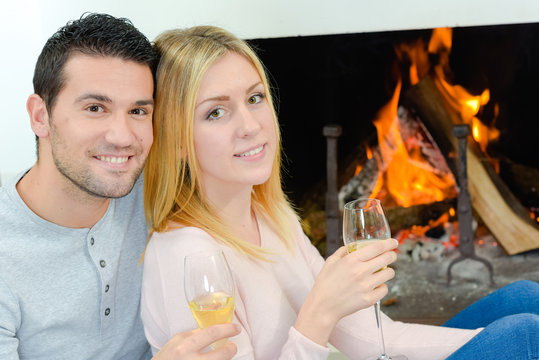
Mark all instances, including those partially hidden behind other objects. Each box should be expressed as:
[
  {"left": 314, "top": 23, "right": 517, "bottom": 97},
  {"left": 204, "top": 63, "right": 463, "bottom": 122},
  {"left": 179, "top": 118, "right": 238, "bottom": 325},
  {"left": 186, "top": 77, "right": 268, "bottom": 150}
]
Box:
[{"left": 49, "top": 120, "right": 145, "bottom": 199}]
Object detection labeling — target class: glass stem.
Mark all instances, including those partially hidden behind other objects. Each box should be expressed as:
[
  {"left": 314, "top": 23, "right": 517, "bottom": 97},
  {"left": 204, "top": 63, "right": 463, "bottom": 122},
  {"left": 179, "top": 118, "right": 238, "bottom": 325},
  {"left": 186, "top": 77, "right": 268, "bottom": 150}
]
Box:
[{"left": 374, "top": 301, "right": 390, "bottom": 360}]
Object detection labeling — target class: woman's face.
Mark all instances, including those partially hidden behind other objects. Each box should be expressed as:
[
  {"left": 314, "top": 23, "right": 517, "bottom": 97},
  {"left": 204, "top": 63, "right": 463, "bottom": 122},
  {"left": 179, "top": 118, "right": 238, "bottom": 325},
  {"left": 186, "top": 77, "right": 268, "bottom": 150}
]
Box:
[{"left": 193, "top": 52, "right": 276, "bottom": 197}]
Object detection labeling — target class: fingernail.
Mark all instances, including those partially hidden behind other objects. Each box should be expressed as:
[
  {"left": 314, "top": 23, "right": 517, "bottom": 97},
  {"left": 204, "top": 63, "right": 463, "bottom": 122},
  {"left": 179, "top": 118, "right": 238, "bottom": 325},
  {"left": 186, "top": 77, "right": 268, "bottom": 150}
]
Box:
[{"left": 393, "top": 239, "right": 399, "bottom": 247}]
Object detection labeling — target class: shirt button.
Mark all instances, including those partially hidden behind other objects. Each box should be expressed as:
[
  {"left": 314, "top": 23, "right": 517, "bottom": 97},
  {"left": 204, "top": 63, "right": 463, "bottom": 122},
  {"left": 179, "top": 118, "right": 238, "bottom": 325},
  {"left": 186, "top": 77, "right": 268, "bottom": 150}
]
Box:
[
  {"left": 105, "top": 285, "right": 110, "bottom": 292},
  {"left": 105, "top": 308, "right": 110, "bottom": 316},
  {"left": 90, "top": 237, "right": 94, "bottom": 246},
  {"left": 100, "top": 260, "right": 106, "bottom": 268}
]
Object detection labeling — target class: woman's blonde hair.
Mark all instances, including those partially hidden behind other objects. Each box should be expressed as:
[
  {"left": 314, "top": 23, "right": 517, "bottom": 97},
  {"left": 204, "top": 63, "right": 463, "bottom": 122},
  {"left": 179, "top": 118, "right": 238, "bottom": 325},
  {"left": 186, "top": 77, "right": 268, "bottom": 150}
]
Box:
[{"left": 144, "top": 26, "right": 296, "bottom": 259}]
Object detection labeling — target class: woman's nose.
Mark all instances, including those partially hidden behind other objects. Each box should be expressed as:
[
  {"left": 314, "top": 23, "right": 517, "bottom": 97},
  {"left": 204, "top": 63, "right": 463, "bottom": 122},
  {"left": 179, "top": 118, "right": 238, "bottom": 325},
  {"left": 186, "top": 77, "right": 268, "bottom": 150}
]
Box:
[{"left": 235, "top": 105, "right": 261, "bottom": 138}]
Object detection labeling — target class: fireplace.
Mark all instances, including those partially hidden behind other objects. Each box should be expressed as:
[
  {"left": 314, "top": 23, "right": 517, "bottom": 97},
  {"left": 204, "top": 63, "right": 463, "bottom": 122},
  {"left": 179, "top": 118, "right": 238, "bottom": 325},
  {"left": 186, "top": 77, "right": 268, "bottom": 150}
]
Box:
[{"left": 248, "top": 23, "right": 539, "bottom": 255}]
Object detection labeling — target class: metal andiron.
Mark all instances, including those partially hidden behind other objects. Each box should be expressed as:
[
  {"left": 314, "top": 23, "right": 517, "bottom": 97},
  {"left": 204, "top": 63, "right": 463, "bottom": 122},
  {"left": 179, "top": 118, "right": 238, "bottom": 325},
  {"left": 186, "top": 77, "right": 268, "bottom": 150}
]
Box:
[
  {"left": 323, "top": 124, "right": 342, "bottom": 257},
  {"left": 447, "top": 124, "right": 495, "bottom": 286}
]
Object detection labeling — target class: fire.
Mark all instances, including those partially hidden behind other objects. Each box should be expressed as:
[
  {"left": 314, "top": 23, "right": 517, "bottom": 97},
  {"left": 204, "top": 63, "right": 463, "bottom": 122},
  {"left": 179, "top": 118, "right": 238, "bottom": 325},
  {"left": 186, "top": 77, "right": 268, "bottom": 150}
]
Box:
[
  {"left": 433, "top": 70, "right": 489, "bottom": 121},
  {"left": 471, "top": 111, "right": 500, "bottom": 154},
  {"left": 366, "top": 146, "right": 373, "bottom": 159},
  {"left": 367, "top": 27, "right": 529, "bottom": 257},
  {"left": 359, "top": 26, "right": 494, "bottom": 208},
  {"left": 371, "top": 79, "right": 457, "bottom": 207},
  {"left": 429, "top": 28, "right": 499, "bottom": 156},
  {"left": 356, "top": 27, "right": 500, "bottom": 234},
  {"left": 428, "top": 28, "right": 452, "bottom": 54}
]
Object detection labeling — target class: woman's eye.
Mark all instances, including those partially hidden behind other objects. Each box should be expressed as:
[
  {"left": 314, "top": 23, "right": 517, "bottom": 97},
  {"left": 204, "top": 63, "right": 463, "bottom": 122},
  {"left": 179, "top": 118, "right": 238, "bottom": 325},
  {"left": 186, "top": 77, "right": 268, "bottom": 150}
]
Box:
[
  {"left": 248, "top": 94, "right": 264, "bottom": 105},
  {"left": 208, "top": 108, "right": 224, "bottom": 120}
]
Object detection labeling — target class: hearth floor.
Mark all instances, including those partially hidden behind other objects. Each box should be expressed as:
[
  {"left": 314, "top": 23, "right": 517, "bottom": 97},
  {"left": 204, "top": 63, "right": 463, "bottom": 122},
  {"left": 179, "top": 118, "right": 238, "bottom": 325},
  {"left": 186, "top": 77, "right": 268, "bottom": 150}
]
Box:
[{"left": 382, "top": 235, "right": 539, "bottom": 325}]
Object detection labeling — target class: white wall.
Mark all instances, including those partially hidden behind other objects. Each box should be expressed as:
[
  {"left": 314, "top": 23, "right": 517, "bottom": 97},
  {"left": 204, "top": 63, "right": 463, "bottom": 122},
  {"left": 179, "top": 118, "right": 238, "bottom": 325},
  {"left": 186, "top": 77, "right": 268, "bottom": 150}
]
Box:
[{"left": 2, "top": 0, "right": 539, "bottom": 184}]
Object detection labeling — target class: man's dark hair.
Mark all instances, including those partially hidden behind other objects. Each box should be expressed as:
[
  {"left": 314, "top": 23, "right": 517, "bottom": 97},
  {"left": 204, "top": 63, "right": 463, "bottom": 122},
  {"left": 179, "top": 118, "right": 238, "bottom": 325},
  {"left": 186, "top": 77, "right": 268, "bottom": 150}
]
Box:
[
  {"left": 33, "top": 12, "right": 156, "bottom": 114},
  {"left": 32, "top": 13, "right": 156, "bottom": 156}
]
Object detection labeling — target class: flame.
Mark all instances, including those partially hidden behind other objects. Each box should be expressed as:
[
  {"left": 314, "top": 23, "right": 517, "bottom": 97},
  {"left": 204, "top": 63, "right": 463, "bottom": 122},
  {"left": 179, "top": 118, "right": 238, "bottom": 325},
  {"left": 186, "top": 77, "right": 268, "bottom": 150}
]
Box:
[
  {"left": 362, "top": 27, "right": 501, "bottom": 218},
  {"left": 428, "top": 28, "right": 500, "bottom": 156},
  {"left": 471, "top": 111, "right": 500, "bottom": 153},
  {"left": 433, "top": 71, "right": 489, "bottom": 122},
  {"left": 472, "top": 120, "right": 481, "bottom": 139},
  {"left": 361, "top": 26, "right": 459, "bottom": 208},
  {"left": 429, "top": 213, "right": 449, "bottom": 228},
  {"left": 371, "top": 78, "right": 457, "bottom": 207},
  {"left": 366, "top": 146, "right": 373, "bottom": 160},
  {"left": 428, "top": 28, "right": 452, "bottom": 54},
  {"left": 395, "top": 38, "right": 430, "bottom": 86}
]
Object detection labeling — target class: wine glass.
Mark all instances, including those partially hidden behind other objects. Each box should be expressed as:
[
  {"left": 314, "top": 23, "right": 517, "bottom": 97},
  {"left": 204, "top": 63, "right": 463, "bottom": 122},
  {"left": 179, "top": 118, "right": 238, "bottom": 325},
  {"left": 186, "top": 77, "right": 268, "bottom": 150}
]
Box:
[
  {"left": 343, "top": 198, "right": 407, "bottom": 360},
  {"left": 184, "top": 250, "right": 235, "bottom": 349}
]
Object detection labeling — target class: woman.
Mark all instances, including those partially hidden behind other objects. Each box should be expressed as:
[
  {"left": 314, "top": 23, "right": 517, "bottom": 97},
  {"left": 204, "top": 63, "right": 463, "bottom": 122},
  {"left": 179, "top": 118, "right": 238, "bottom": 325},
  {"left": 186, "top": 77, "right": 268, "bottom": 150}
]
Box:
[{"left": 141, "top": 26, "right": 539, "bottom": 359}]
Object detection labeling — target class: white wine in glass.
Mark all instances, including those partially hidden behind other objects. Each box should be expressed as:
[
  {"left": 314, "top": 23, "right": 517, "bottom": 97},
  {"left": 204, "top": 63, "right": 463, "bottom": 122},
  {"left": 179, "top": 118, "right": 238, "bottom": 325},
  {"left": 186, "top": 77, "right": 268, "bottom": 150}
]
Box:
[
  {"left": 343, "top": 198, "right": 407, "bottom": 360},
  {"left": 184, "top": 250, "right": 235, "bottom": 349}
]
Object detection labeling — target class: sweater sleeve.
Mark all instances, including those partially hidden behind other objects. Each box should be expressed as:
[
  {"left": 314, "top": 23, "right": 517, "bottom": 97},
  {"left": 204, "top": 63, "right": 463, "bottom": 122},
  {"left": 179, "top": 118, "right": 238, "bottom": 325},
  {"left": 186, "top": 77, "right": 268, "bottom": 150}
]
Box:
[
  {"left": 0, "top": 275, "right": 21, "bottom": 360},
  {"left": 278, "top": 327, "right": 330, "bottom": 359},
  {"left": 293, "top": 224, "right": 482, "bottom": 360}
]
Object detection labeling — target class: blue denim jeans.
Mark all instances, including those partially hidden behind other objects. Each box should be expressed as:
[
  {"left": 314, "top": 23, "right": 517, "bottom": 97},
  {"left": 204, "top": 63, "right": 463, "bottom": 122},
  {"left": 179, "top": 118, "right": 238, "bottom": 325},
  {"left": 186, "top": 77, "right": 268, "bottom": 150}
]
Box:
[{"left": 444, "top": 280, "right": 539, "bottom": 360}]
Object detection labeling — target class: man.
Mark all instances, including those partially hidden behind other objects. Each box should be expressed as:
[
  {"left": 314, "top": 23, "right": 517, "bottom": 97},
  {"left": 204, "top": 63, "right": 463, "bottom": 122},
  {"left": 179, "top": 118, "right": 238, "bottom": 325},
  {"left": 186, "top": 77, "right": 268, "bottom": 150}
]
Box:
[{"left": 0, "top": 13, "right": 239, "bottom": 360}]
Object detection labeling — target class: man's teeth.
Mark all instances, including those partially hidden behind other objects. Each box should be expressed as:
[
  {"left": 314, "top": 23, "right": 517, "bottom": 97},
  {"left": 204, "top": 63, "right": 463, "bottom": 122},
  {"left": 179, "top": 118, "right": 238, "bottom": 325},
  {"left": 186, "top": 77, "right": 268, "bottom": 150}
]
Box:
[
  {"left": 97, "top": 156, "right": 128, "bottom": 164},
  {"left": 236, "top": 145, "right": 263, "bottom": 157}
]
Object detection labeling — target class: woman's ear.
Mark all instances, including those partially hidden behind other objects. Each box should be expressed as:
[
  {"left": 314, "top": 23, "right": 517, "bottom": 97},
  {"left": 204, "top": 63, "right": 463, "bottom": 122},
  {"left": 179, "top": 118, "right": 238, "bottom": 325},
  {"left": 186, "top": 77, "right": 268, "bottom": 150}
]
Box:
[{"left": 26, "top": 94, "right": 50, "bottom": 139}]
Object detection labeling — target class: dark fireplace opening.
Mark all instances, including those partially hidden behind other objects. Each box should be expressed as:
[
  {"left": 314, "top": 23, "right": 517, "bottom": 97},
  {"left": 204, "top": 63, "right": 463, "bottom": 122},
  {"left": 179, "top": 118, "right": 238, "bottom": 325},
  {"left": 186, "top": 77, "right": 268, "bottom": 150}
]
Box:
[{"left": 248, "top": 23, "right": 539, "bottom": 212}]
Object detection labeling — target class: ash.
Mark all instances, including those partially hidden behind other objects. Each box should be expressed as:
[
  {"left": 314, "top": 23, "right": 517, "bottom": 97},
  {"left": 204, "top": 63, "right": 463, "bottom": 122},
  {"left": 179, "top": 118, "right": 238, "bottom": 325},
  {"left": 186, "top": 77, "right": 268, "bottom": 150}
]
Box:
[{"left": 382, "top": 232, "right": 539, "bottom": 325}]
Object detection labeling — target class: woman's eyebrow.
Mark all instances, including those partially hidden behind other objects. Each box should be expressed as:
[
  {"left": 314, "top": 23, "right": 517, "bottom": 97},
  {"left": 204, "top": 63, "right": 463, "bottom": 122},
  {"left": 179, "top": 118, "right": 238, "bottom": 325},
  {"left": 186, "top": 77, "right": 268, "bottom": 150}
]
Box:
[
  {"left": 196, "top": 81, "right": 263, "bottom": 108},
  {"left": 196, "top": 95, "right": 230, "bottom": 108},
  {"left": 246, "top": 82, "right": 263, "bottom": 94}
]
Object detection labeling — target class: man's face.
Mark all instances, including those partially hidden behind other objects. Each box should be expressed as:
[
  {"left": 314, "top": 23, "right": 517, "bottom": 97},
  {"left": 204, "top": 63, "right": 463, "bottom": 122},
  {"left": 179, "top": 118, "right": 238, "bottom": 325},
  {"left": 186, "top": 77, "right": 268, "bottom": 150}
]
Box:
[{"left": 46, "top": 54, "right": 154, "bottom": 198}]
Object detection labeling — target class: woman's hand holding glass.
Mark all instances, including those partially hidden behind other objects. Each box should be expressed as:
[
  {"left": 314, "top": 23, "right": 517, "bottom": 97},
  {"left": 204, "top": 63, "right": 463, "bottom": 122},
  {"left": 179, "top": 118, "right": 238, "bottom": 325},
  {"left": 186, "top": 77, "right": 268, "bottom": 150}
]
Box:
[
  {"left": 153, "top": 324, "right": 240, "bottom": 360},
  {"left": 295, "top": 238, "right": 398, "bottom": 346},
  {"left": 343, "top": 198, "right": 407, "bottom": 360},
  {"left": 184, "top": 251, "right": 236, "bottom": 350}
]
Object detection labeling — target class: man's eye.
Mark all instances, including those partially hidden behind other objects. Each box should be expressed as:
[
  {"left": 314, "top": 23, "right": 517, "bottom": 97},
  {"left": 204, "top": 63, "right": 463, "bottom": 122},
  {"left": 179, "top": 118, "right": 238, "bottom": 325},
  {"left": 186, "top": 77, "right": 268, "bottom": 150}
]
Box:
[
  {"left": 129, "top": 108, "right": 147, "bottom": 115},
  {"left": 87, "top": 105, "right": 102, "bottom": 112}
]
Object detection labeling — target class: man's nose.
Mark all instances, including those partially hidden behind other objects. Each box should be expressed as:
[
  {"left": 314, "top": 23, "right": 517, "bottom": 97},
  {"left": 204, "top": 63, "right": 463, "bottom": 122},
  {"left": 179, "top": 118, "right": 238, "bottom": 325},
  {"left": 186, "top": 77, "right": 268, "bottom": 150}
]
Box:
[{"left": 104, "top": 114, "right": 135, "bottom": 147}]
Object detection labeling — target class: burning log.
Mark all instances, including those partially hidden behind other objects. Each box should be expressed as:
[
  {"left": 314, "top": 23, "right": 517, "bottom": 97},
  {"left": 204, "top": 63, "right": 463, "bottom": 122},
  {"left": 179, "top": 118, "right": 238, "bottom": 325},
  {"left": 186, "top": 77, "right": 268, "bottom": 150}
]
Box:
[
  {"left": 338, "top": 154, "right": 381, "bottom": 209},
  {"left": 385, "top": 199, "right": 455, "bottom": 233},
  {"left": 404, "top": 76, "right": 539, "bottom": 254}
]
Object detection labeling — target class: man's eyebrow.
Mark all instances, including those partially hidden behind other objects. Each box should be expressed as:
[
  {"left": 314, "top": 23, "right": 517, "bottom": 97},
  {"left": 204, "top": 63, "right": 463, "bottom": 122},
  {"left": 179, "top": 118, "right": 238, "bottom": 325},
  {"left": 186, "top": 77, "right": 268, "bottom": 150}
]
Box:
[
  {"left": 74, "top": 93, "right": 112, "bottom": 103},
  {"left": 74, "top": 94, "right": 154, "bottom": 107},
  {"left": 135, "top": 99, "right": 154, "bottom": 106}
]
